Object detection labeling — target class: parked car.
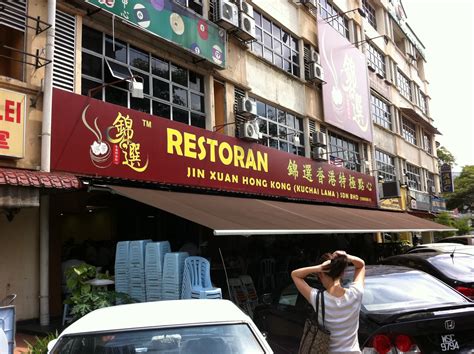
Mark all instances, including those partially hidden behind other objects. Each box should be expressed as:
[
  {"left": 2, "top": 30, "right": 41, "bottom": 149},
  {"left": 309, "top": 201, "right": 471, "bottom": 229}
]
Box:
[
  {"left": 406, "top": 242, "right": 474, "bottom": 255},
  {"left": 435, "top": 235, "right": 474, "bottom": 245},
  {"left": 381, "top": 252, "right": 474, "bottom": 299},
  {"left": 253, "top": 265, "right": 474, "bottom": 354},
  {"left": 48, "top": 299, "right": 273, "bottom": 353}
]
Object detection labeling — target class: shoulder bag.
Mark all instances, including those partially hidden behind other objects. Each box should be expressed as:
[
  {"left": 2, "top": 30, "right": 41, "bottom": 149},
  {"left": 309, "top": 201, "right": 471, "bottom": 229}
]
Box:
[{"left": 298, "top": 290, "right": 331, "bottom": 354}]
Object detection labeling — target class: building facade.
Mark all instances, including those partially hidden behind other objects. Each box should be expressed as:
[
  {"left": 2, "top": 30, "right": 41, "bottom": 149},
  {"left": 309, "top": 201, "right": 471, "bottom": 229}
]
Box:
[{"left": 0, "top": 0, "right": 448, "bottom": 323}]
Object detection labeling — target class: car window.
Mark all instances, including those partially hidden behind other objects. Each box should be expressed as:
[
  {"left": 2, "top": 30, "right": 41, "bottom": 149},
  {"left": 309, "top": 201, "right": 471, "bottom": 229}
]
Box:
[
  {"left": 51, "top": 324, "right": 266, "bottom": 354},
  {"left": 278, "top": 284, "right": 298, "bottom": 306},
  {"left": 428, "top": 256, "right": 474, "bottom": 282},
  {"left": 359, "top": 271, "right": 470, "bottom": 313}
]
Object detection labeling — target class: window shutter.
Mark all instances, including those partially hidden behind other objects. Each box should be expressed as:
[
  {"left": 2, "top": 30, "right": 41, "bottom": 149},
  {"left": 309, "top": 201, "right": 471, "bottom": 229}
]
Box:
[
  {"left": 0, "top": 1, "right": 27, "bottom": 32},
  {"left": 53, "top": 10, "right": 76, "bottom": 92}
]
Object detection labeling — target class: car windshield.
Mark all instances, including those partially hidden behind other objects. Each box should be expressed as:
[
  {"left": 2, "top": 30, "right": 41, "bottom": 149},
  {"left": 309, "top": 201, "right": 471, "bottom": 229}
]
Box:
[
  {"left": 428, "top": 256, "right": 474, "bottom": 282},
  {"left": 359, "top": 271, "right": 470, "bottom": 313},
  {"left": 51, "top": 323, "right": 265, "bottom": 354}
]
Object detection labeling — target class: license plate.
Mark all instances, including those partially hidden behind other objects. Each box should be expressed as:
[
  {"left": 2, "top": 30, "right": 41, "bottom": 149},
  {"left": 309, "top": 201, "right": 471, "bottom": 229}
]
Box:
[{"left": 440, "top": 334, "right": 460, "bottom": 352}]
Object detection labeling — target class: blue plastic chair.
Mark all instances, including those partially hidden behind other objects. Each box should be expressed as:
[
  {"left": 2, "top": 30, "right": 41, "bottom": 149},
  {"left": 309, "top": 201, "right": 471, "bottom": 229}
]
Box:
[
  {"left": 145, "top": 241, "right": 171, "bottom": 301},
  {"left": 162, "top": 252, "right": 189, "bottom": 300},
  {"left": 181, "top": 256, "right": 222, "bottom": 300}
]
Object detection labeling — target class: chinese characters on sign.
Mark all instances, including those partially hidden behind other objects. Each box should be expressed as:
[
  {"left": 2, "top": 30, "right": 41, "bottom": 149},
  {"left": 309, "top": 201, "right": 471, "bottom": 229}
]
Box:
[
  {"left": 440, "top": 164, "right": 454, "bottom": 193},
  {"left": 0, "top": 89, "right": 26, "bottom": 158}
]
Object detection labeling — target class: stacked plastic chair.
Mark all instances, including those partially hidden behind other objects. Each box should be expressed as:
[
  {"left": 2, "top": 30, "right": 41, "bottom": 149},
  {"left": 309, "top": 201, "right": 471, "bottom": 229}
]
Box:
[
  {"left": 162, "top": 252, "right": 189, "bottom": 300},
  {"left": 228, "top": 277, "right": 253, "bottom": 318},
  {"left": 115, "top": 241, "right": 130, "bottom": 297},
  {"left": 181, "top": 256, "right": 222, "bottom": 300},
  {"left": 258, "top": 258, "right": 276, "bottom": 293},
  {"left": 145, "top": 241, "right": 171, "bottom": 301},
  {"left": 239, "top": 275, "right": 258, "bottom": 310},
  {"left": 128, "top": 240, "right": 151, "bottom": 302}
]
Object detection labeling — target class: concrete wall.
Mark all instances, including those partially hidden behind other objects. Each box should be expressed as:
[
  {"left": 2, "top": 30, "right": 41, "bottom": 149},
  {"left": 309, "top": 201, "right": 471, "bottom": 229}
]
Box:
[{"left": 0, "top": 208, "right": 39, "bottom": 320}]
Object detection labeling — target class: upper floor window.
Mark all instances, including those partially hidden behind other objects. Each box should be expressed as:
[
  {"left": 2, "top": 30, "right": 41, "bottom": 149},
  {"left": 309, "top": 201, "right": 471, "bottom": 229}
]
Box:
[
  {"left": 318, "top": 0, "right": 350, "bottom": 39},
  {"left": 426, "top": 171, "right": 435, "bottom": 193},
  {"left": 81, "top": 26, "right": 206, "bottom": 128},
  {"left": 0, "top": 1, "right": 27, "bottom": 81},
  {"left": 397, "top": 69, "right": 412, "bottom": 101},
  {"left": 252, "top": 11, "right": 300, "bottom": 77},
  {"left": 371, "top": 94, "right": 392, "bottom": 130},
  {"left": 401, "top": 118, "right": 417, "bottom": 145},
  {"left": 367, "top": 42, "right": 385, "bottom": 78},
  {"left": 375, "top": 149, "right": 396, "bottom": 182},
  {"left": 175, "top": 0, "right": 203, "bottom": 16},
  {"left": 423, "top": 132, "right": 432, "bottom": 154},
  {"left": 362, "top": 0, "right": 377, "bottom": 29},
  {"left": 406, "top": 163, "right": 421, "bottom": 191},
  {"left": 254, "top": 100, "right": 304, "bottom": 156},
  {"left": 328, "top": 132, "right": 361, "bottom": 171},
  {"left": 418, "top": 89, "right": 427, "bottom": 114}
]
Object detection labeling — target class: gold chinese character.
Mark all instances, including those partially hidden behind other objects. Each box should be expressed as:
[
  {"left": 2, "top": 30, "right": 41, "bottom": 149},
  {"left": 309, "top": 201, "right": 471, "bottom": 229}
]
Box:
[
  {"left": 349, "top": 175, "right": 356, "bottom": 189},
  {"left": 357, "top": 178, "right": 365, "bottom": 191},
  {"left": 339, "top": 172, "right": 346, "bottom": 188},
  {"left": 328, "top": 170, "right": 336, "bottom": 186},
  {"left": 288, "top": 159, "right": 298, "bottom": 179},
  {"left": 303, "top": 164, "right": 313, "bottom": 182},
  {"left": 366, "top": 182, "right": 373, "bottom": 191},
  {"left": 316, "top": 167, "right": 325, "bottom": 184}
]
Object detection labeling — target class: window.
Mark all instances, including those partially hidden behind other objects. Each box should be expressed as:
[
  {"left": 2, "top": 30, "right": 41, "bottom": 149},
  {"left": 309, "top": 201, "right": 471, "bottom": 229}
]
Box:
[
  {"left": 397, "top": 69, "right": 412, "bottom": 101},
  {"left": 252, "top": 11, "right": 300, "bottom": 77},
  {"left": 253, "top": 99, "right": 304, "bottom": 156},
  {"left": 328, "top": 132, "right": 361, "bottom": 171},
  {"left": 375, "top": 150, "right": 396, "bottom": 182},
  {"left": 406, "top": 163, "right": 421, "bottom": 190},
  {"left": 423, "top": 132, "right": 432, "bottom": 154},
  {"left": 318, "top": 0, "right": 349, "bottom": 39},
  {"left": 0, "top": 1, "right": 27, "bottom": 81},
  {"left": 401, "top": 118, "right": 417, "bottom": 145},
  {"left": 367, "top": 42, "right": 385, "bottom": 78},
  {"left": 81, "top": 26, "right": 205, "bottom": 128},
  {"left": 362, "top": 0, "right": 377, "bottom": 29},
  {"left": 418, "top": 89, "right": 427, "bottom": 114},
  {"left": 426, "top": 170, "right": 435, "bottom": 193},
  {"left": 175, "top": 0, "right": 203, "bottom": 16},
  {"left": 371, "top": 94, "right": 391, "bottom": 130}
]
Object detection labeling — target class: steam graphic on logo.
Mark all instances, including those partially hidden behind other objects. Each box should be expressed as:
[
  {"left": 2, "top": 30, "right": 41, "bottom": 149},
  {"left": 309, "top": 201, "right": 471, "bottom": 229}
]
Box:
[{"left": 82, "top": 104, "right": 112, "bottom": 169}]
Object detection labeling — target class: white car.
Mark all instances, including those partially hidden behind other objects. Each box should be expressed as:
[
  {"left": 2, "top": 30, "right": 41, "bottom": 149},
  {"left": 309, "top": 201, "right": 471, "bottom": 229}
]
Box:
[
  {"left": 406, "top": 242, "right": 474, "bottom": 255},
  {"left": 48, "top": 299, "right": 273, "bottom": 353}
]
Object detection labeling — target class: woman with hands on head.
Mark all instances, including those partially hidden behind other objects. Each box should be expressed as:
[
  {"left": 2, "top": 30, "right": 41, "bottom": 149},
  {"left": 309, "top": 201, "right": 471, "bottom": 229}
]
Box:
[{"left": 291, "top": 250, "right": 366, "bottom": 354}]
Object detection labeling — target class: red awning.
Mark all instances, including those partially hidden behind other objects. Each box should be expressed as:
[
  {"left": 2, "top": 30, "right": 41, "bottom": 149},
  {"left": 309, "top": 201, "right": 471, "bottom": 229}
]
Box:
[{"left": 0, "top": 168, "right": 82, "bottom": 189}]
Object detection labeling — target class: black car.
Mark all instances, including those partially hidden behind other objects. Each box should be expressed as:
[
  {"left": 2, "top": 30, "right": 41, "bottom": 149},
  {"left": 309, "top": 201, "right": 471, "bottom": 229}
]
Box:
[
  {"left": 381, "top": 252, "right": 474, "bottom": 300},
  {"left": 253, "top": 265, "right": 474, "bottom": 354}
]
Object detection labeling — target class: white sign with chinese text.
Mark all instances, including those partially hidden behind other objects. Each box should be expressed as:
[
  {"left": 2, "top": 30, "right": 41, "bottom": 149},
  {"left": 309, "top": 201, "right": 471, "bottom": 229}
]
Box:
[{"left": 0, "top": 89, "right": 26, "bottom": 158}]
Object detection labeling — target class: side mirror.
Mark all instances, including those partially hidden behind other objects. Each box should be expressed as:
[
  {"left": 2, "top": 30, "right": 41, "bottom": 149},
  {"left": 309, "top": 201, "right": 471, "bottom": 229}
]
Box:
[
  {"left": 47, "top": 339, "right": 58, "bottom": 353},
  {"left": 261, "top": 293, "right": 272, "bottom": 305}
]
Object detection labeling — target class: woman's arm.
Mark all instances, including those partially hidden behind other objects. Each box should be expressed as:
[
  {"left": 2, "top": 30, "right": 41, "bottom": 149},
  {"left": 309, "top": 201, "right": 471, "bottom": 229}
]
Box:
[
  {"left": 291, "top": 262, "right": 328, "bottom": 303},
  {"left": 346, "top": 253, "right": 365, "bottom": 286}
]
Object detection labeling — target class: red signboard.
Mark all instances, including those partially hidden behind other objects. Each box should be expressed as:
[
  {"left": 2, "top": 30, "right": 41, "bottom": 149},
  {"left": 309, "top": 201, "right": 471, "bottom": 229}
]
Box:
[
  {"left": 318, "top": 15, "right": 373, "bottom": 142},
  {"left": 51, "top": 89, "right": 377, "bottom": 207}
]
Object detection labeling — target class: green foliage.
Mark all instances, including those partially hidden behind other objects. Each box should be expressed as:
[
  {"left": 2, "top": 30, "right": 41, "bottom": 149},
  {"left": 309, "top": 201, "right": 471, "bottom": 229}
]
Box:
[
  {"left": 453, "top": 217, "right": 472, "bottom": 236},
  {"left": 434, "top": 211, "right": 456, "bottom": 239},
  {"left": 446, "top": 165, "right": 474, "bottom": 210},
  {"left": 437, "top": 146, "right": 456, "bottom": 166},
  {"left": 65, "top": 263, "right": 132, "bottom": 322},
  {"left": 25, "top": 331, "right": 58, "bottom": 354}
]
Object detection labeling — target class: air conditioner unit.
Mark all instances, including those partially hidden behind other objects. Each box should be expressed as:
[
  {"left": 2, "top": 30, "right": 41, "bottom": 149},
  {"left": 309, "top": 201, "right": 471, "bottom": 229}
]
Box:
[
  {"left": 301, "top": 0, "right": 317, "bottom": 10},
  {"left": 311, "top": 147, "right": 327, "bottom": 161},
  {"left": 237, "top": 0, "right": 254, "bottom": 18},
  {"left": 235, "top": 12, "right": 256, "bottom": 41},
  {"left": 309, "top": 47, "right": 320, "bottom": 64},
  {"left": 215, "top": 0, "right": 239, "bottom": 30},
  {"left": 309, "top": 62, "right": 324, "bottom": 81},
  {"left": 237, "top": 97, "right": 257, "bottom": 117},
  {"left": 310, "top": 131, "right": 327, "bottom": 146},
  {"left": 239, "top": 120, "right": 261, "bottom": 141}
]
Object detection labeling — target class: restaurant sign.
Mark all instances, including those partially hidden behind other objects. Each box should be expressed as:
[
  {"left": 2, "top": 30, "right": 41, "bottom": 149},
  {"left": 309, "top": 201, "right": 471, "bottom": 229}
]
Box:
[
  {"left": 0, "top": 89, "right": 26, "bottom": 158},
  {"left": 85, "top": 0, "right": 226, "bottom": 68},
  {"left": 440, "top": 163, "right": 454, "bottom": 193},
  {"left": 51, "top": 89, "right": 377, "bottom": 208}
]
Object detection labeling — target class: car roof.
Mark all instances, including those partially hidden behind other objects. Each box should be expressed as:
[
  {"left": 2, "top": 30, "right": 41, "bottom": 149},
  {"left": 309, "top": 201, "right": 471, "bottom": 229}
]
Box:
[
  {"left": 384, "top": 252, "right": 473, "bottom": 261},
  {"left": 344, "top": 264, "right": 421, "bottom": 277},
  {"left": 407, "top": 243, "right": 474, "bottom": 254},
  {"left": 61, "top": 299, "right": 253, "bottom": 336}
]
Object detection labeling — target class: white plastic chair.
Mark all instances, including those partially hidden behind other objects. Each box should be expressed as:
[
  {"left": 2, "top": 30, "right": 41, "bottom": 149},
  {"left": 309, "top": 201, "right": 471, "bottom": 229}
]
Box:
[{"left": 181, "top": 256, "right": 222, "bottom": 300}]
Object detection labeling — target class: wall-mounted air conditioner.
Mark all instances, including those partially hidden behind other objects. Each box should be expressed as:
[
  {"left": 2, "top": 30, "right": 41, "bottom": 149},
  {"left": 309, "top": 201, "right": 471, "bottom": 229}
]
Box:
[
  {"left": 237, "top": 0, "right": 254, "bottom": 18},
  {"left": 309, "top": 62, "right": 324, "bottom": 81},
  {"left": 235, "top": 11, "right": 256, "bottom": 41},
  {"left": 237, "top": 97, "right": 257, "bottom": 117},
  {"left": 311, "top": 147, "right": 327, "bottom": 161},
  {"left": 301, "top": 0, "right": 317, "bottom": 11},
  {"left": 214, "top": 0, "right": 239, "bottom": 30},
  {"left": 309, "top": 47, "right": 320, "bottom": 64},
  {"left": 239, "top": 120, "right": 261, "bottom": 141},
  {"left": 310, "top": 131, "right": 327, "bottom": 146}
]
